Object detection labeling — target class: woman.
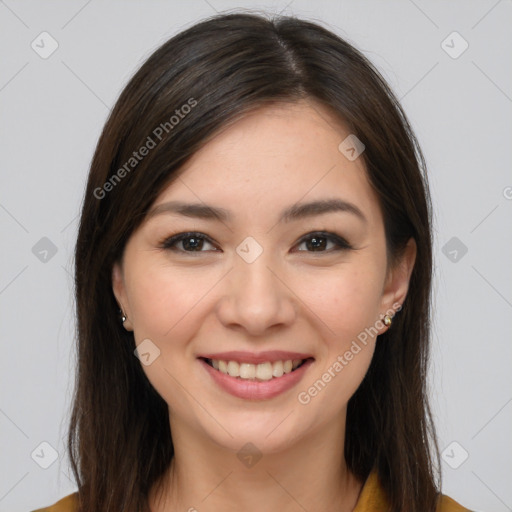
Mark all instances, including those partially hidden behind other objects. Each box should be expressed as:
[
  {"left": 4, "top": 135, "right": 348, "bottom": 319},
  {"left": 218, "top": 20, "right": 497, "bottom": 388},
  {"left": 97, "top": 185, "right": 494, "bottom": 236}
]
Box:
[{"left": 33, "top": 12, "right": 473, "bottom": 512}]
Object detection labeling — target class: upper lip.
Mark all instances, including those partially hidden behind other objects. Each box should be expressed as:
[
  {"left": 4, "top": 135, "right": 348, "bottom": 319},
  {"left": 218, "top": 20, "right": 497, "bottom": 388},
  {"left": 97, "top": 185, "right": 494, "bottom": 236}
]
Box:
[{"left": 198, "top": 350, "right": 314, "bottom": 364}]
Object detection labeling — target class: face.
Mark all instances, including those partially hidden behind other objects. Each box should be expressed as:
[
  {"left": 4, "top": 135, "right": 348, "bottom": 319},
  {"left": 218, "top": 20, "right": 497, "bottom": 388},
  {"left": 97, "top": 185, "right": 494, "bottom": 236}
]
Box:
[{"left": 112, "top": 100, "right": 415, "bottom": 454}]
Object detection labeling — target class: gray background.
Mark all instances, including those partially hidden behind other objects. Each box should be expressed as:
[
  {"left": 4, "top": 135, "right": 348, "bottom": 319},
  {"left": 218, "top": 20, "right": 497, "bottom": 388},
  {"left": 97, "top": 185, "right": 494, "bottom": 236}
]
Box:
[{"left": 1, "top": 1, "right": 511, "bottom": 511}]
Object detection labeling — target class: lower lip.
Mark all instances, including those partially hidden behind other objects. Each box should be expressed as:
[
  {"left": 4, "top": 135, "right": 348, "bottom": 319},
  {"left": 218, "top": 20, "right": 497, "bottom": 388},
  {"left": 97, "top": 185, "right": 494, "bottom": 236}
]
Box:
[{"left": 199, "top": 358, "right": 314, "bottom": 400}]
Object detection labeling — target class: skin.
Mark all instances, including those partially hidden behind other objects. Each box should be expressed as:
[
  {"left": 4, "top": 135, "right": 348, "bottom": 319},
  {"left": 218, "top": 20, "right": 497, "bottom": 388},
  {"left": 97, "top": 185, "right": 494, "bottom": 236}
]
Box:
[{"left": 112, "top": 99, "right": 416, "bottom": 512}]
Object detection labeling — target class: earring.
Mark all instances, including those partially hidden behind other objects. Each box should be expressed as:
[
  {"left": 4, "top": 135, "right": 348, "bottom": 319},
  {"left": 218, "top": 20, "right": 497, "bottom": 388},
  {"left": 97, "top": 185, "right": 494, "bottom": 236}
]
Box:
[
  {"left": 119, "top": 309, "right": 127, "bottom": 323},
  {"left": 383, "top": 315, "right": 392, "bottom": 327}
]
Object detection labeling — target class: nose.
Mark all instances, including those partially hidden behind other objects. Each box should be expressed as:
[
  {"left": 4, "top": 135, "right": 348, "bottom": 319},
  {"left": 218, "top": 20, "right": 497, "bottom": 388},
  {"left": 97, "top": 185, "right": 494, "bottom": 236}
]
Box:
[{"left": 215, "top": 255, "right": 297, "bottom": 336}]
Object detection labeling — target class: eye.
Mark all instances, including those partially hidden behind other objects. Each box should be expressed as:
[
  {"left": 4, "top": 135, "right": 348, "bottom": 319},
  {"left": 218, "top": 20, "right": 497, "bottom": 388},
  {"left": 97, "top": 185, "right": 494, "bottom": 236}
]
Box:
[
  {"left": 159, "top": 230, "right": 352, "bottom": 254},
  {"left": 294, "top": 231, "right": 353, "bottom": 252},
  {"left": 160, "top": 232, "right": 218, "bottom": 252}
]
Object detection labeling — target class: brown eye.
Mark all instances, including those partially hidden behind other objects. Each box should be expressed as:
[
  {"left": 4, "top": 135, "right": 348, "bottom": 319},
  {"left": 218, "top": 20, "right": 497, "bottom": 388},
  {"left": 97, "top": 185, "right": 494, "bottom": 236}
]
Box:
[
  {"left": 162, "top": 232, "right": 217, "bottom": 252},
  {"left": 295, "top": 232, "right": 352, "bottom": 252}
]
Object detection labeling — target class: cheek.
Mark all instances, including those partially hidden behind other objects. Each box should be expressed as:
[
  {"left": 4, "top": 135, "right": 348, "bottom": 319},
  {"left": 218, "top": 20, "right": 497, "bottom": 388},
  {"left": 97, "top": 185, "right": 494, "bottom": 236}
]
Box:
[
  {"left": 126, "top": 261, "right": 221, "bottom": 341},
  {"left": 297, "top": 263, "right": 384, "bottom": 342},
  {"left": 124, "top": 263, "right": 213, "bottom": 413},
  {"left": 294, "top": 266, "right": 381, "bottom": 413}
]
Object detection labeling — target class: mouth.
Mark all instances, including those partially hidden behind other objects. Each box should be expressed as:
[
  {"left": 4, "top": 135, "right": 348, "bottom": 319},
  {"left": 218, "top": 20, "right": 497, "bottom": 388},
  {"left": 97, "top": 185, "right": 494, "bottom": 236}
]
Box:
[
  {"left": 200, "top": 357, "right": 313, "bottom": 381},
  {"left": 197, "top": 353, "right": 315, "bottom": 400}
]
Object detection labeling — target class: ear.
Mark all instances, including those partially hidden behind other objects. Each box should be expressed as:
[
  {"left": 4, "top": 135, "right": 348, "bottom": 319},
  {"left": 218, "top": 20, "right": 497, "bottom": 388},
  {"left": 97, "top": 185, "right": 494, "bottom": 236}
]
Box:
[
  {"left": 112, "top": 262, "right": 133, "bottom": 331},
  {"left": 378, "top": 237, "right": 417, "bottom": 332}
]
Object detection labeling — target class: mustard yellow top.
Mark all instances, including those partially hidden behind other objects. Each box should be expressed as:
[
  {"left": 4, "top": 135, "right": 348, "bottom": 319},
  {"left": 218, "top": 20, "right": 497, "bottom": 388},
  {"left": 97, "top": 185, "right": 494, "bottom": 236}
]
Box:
[{"left": 31, "top": 470, "right": 472, "bottom": 511}]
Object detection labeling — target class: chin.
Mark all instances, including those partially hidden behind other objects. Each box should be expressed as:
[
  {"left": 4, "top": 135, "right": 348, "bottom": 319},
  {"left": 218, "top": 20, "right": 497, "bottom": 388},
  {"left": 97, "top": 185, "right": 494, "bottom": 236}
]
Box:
[{"left": 195, "top": 408, "right": 312, "bottom": 456}]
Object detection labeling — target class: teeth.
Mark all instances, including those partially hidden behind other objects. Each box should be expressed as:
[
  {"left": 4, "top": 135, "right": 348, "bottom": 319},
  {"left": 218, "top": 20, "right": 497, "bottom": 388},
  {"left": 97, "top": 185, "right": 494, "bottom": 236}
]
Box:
[
  {"left": 240, "top": 363, "right": 256, "bottom": 379},
  {"left": 272, "top": 360, "right": 283, "bottom": 378},
  {"left": 227, "top": 361, "right": 239, "bottom": 377},
  {"left": 209, "top": 358, "right": 306, "bottom": 380},
  {"left": 256, "top": 362, "right": 273, "bottom": 380}
]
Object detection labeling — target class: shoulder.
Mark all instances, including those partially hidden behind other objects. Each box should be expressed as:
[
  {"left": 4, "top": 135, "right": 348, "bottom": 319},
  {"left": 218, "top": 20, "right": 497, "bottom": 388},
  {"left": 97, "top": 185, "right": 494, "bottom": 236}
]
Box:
[
  {"left": 30, "top": 492, "right": 79, "bottom": 512},
  {"left": 437, "top": 493, "right": 474, "bottom": 512},
  {"left": 354, "top": 469, "right": 474, "bottom": 512}
]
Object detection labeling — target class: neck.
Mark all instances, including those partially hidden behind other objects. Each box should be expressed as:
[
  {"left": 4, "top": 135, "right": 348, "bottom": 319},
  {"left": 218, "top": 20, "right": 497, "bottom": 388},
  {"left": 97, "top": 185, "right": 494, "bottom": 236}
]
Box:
[{"left": 149, "top": 413, "right": 363, "bottom": 512}]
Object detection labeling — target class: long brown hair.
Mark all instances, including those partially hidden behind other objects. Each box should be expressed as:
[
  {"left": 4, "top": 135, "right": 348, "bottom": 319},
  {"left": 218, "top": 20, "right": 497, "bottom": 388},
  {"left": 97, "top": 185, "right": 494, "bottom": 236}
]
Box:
[{"left": 69, "top": 12, "right": 440, "bottom": 511}]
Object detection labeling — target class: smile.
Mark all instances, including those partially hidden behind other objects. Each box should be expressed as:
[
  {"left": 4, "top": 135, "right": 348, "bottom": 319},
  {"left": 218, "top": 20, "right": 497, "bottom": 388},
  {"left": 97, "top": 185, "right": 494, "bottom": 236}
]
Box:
[
  {"left": 204, "top": 358, "right": 307, "bottom": 380},
  {"left": 197, "top": 352, "right": 315, "bottom": 400}
]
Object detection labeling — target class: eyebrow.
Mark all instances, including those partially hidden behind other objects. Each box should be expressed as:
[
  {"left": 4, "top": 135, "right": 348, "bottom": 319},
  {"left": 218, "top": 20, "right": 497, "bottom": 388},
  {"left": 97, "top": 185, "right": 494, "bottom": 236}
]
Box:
[{"left": 147, "top": 198, "right": 367, "bottom": 224}]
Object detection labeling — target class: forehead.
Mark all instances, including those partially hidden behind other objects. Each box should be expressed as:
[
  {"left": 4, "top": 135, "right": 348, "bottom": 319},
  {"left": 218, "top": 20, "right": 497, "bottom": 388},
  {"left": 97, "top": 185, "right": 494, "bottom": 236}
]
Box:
[{"left": 152, "top": 100, "right": 382, "bottom": 228}]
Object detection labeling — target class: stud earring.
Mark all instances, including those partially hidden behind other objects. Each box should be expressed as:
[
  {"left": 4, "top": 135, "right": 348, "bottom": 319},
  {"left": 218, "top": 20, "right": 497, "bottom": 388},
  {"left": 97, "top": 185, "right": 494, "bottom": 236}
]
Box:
[
  {"left": 383, "top": 315, "right": 392, "bottom": 327},
  {"left": 119, "top": 309, "right": 127, "bottom": 323}
]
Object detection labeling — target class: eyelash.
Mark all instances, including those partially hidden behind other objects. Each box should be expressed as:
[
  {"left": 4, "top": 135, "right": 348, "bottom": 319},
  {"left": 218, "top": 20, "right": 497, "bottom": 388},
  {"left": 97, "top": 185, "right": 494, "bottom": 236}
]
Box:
[{"left": 159, "top": 231, "right": 353, "bottom": 254}]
